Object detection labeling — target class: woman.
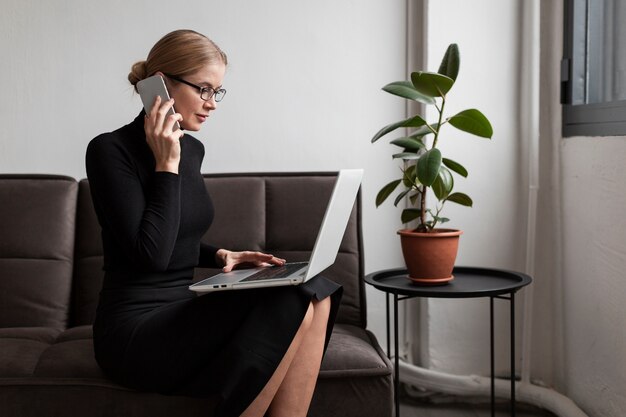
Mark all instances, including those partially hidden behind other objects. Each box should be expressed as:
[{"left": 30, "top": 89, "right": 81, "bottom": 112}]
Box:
[{"left": 86, "top": 29, "right": 342, "bottom": 417}]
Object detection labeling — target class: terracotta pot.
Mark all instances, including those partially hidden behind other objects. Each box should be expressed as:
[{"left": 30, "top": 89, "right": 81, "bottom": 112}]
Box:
[{"left": 397, "top": 228, "right": 463, "bottom": 285}]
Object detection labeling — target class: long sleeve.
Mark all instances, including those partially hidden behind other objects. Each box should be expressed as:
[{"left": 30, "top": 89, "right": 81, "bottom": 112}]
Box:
[
  {"left": 86, "top": 112, "right": 214, "bottom": 283},
  {"left": 86, "top": 136, "right": 182, "bottom": 272},
  {"left": 198, "top": 243, "right": 220, "bottom": 268}
]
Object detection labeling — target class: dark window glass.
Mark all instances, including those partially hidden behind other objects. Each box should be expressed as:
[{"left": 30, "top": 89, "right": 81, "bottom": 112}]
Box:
[{"left": 562, "top": 0, "right": 626, "bottom": 136}]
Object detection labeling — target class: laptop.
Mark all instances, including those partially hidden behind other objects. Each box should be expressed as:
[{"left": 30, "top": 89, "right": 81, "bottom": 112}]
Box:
[{"left": 189, "top": 169, "right": 363, "bottom": 293}]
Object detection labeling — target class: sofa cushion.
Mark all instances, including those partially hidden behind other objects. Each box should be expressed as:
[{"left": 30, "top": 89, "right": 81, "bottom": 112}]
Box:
[
  {"left": 0, "top": 339, "right": 49, "bottom": 377},
  {"left": 0, "top": 175, "right": 77, "bottom": 329},
  {"left": 32, "top": 326, "right": 102, "bottom": 378},
  {"left": 0, "top": 327, "right": 61, "bottom": 343},
  {"left": 320, "top": 324, "right": 390, "bottom": 378},
  {"left": 313, "top": 324, "right": 393, "bottom": 416},
  {"left": 0, "top": 328, "right": 61, "bottom": 377}
]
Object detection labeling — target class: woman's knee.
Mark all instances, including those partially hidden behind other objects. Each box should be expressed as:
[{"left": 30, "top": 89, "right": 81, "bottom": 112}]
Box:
[
  {"left": 312, "top": 297, "right": 331, "bottom": 320},
  {"left": 297, "top": 298, "right": 331, "bottom": 337},
  {"left": 298, "top": 302, "right": 315, "bottom": 334}
]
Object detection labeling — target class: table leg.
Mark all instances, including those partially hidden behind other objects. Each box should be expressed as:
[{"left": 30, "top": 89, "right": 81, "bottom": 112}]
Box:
[
  {"left": 511, "top": 292, "right": 516, "bottom": 416},
  {"left": 394, "top": 293, "right": 400, "bottom": 417},
  {"left": 387, "top": 293, "right": 391, "bottom": 358},
  {"left": 490, "top": 297, "right": 495, "bottom": 417}
]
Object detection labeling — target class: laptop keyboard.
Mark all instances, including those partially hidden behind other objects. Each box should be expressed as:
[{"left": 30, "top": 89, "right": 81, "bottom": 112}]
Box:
[{"left": 241, "top": 262, "right": 309, "bottom": 282}]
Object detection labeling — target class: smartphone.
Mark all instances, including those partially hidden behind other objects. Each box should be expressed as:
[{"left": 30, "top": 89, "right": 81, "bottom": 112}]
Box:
[{"left": 137, "top": 75, "right": 180, "bottom": 130}]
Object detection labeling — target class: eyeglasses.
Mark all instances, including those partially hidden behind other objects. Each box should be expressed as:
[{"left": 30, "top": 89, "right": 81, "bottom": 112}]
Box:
[{"left": 165, "top": 74, "right": 227, "bottom": 102}]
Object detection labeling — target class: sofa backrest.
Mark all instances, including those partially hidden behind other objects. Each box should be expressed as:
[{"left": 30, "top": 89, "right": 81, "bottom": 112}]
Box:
[
  {"left": 71, "top": 172, "right": 366, "bottom": 328},
  {"left": 0, "top": 175, "right": 77, "bottom": 329}
]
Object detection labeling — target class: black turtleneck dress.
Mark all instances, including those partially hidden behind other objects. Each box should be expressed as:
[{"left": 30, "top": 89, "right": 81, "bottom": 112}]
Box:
[{"left": 85, "top": 112, "right": 342, "bottom": 417}]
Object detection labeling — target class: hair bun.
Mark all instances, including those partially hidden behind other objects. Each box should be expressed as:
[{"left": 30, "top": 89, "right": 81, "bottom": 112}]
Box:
[{"left": 128, "top": 61, "right": 148, "bottom": 90}]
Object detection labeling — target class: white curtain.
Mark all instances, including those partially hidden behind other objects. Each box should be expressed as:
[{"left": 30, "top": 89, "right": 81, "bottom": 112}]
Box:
[{"left": 533, "top": 0, "right": 565, "bottom": 389}]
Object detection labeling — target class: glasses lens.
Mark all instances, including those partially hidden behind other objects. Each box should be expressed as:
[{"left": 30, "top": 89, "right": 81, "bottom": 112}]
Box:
[
  {"left": 199, "top": 88, "right": 226, "bottom": 102},
  {"left": 214, "top": 89, "right": 226, "bottom": 102},
  {"left": 200, "top": 88, "right": 213, "bottom": 101}
]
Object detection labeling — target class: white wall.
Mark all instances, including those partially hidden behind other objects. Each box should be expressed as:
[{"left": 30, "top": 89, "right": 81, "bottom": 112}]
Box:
[
  {"left": 0, "top": 0, "right": 406, "bottom": 339},
  {"left": 559, "top": 138, "right": 626, "bottom": 416}
]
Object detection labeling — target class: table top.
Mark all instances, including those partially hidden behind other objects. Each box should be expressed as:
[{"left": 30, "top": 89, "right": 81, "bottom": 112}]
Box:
[{"left": 364, "top": 267, "right": 532, "bottom": 298}]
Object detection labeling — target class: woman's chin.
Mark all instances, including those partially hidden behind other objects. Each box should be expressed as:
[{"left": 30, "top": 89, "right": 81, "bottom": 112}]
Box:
[{"left": 180, "top": 122, "right": 200, "bottom": 132}]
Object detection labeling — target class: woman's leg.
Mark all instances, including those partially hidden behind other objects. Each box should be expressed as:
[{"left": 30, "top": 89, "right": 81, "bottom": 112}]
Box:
[
  {"left": 267, "top": 297, "right": 331, "bottom": 417},
  {"left": 240, "top": 297, "right": 331, "bottom": 417},
  {"left": 240, "top": 301, "right": 314, "bottom": 417}
]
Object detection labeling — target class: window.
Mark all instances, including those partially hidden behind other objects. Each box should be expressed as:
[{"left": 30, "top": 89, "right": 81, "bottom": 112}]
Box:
[{"left": 562, "top": 0, "right": 626, "bottom": 136}]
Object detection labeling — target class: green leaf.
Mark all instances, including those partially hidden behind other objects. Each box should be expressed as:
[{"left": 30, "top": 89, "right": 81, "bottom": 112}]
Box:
[
  {"left": 393, "top": 152, "right": 420, "bottom": 160},
  {"left": 445, "top": 192, "right": 473, "bottom": 207},
  {"left": 416, "top": 148, "right": 442, "bottom": 186},
  {"left": 432, "top": 166, "right": 454, "bottom": 200},
  {"left": 376, "top": 179, "right": 401, "bottom": 207},
  {"left": 411, "top": 72, "right": 454, "bottom": 98},
  {"left": 438, "top": 44, "right": 460, "bottom": 81},
  {"left": 382, "top": 81, "right": 436, "bottom": 105},
  {"left": 442, "top": 158, "right": 468, "bottom": 177},
  {"left": 393, "top": 188, "right": 411, "bottom": 207},
  {"left": 390, "top": 137, "right": 426, "bottom": 152},
  {"left": 372, "top": 115, "right": 427, "bottom": 143},
  {"left": 402, "top": 164, "right": 417, "bottom": 187},
  {"left": 432, "top": 178, "right": 445, "bottom": 201},
  {"left": 410, "top": 123, "right": 439, "bottom": 137},
  {"left": 448, "top": 109, "right": 493, "bottom": 138},
  {"left": 401, "top": 208, "right": 422, "bottom": 224}
]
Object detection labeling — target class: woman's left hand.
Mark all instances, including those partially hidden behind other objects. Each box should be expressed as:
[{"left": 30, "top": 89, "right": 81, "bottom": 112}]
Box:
[{"left": 216, "top": 249, "right": 286, "bottom": 272}]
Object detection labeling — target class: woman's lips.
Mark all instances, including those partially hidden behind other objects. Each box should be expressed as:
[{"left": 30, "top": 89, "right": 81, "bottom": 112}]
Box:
[{"left": 196, "top": 114, "right": 208, "bottom": 122}]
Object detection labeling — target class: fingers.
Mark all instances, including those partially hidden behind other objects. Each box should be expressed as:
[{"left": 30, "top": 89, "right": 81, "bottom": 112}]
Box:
[
  {"left": 245, "top": 252, "right": 286, "bottom": 266},
  {"left": 221, "top": 251, "right": 286, "bottom": 272},
  {"left": 144, "top": 96, "right": 184, "bottom": 172},
  {"left": 267, "top": 256, "right": 286, "bottom": 266},
  {"left": 160, "top": 102, "right": 183, "bottom": 134},
  {"left": 146, "top": 97, "right": 183, "bottom": 133}
]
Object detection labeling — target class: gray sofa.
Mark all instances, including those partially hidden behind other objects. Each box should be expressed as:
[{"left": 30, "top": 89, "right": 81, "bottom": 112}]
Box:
[{"left": 0, "top": 172, "right": 393, "bottom": 417}]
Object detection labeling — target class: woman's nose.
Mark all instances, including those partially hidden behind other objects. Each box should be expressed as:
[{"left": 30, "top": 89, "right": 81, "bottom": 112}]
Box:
[{"left": 204, "top": 96, "right": 217, "bottom": 110}]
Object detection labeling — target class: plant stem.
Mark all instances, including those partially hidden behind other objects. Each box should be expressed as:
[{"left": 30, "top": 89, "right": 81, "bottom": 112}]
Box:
[
  {"left": 420, "top": 96, "right": 447, "bottom": 232},
  {"left": 431, "top": 202, "right": 443, "bottom": 230},
  {"left": 432, "top": 96, "right": 446, "bottom": 149},
  {"left": 419, "top": 184, "right": 427, "bottom": 232}
]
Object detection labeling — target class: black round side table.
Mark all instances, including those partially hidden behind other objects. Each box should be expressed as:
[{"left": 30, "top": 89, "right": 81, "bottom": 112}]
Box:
[{"left": 365, "top": 266, "right": 532, "bottom": 417}]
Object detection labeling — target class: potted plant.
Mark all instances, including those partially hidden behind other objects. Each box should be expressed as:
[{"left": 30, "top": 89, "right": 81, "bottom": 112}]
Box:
[{"left": 372, "top": 43, "right": 493, "bottom": 284}]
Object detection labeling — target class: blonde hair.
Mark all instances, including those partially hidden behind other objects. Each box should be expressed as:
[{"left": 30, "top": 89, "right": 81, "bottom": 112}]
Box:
[{"left": 128, "top": 29, "right": 227, "bottom": 91}]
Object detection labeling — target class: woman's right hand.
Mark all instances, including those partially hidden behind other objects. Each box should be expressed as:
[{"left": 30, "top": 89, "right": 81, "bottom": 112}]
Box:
[
  {"left": 144, "top": 96, "right": 184, "bottom": 173},
  {"left": 216, "top": 249, "right": 286, "bottom": 272}
]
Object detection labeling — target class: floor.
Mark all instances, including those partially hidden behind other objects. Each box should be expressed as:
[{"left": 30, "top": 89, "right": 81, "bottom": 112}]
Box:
[
  {"left": 399, "top": 391, "right": 558, "bottom": 417},
  {"left": 400, "top": 402, "right": 557, "bottom": 417}
]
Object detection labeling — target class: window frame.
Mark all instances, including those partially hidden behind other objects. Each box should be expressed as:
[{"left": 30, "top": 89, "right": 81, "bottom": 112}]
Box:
[{"left": 562, "top": 0, "right": 626, "bottom": 137}]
